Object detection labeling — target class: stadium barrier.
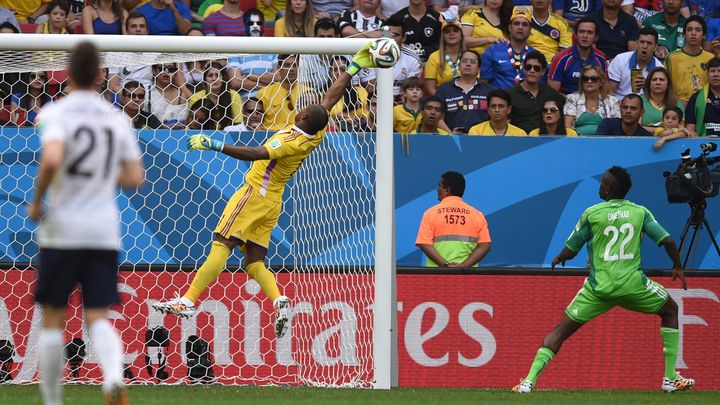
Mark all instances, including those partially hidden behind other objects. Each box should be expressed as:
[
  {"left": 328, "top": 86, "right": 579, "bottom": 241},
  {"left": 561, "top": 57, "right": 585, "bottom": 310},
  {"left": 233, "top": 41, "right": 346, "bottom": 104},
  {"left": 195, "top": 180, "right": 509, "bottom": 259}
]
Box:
[
  {"left": 2, "top": 131, "right": 719, "bottom": 269},
  {"left": 0, "top": 269, "right": 717, "bottom": 389}
]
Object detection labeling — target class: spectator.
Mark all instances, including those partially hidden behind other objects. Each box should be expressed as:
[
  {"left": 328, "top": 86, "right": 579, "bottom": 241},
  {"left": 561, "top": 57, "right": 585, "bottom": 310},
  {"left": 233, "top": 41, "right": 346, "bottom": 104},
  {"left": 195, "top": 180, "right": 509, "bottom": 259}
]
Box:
[
  {"left": 223, "top": 96, "right": 265, "bottom": 132},
  {"left": 393, "top": 76, "right": 423, "bottom": 134},
  {"left": 108, "top": 12, "right": 152, "bottom": 94},
  {"left": 2, "top": 0, "right": 48, "bottom": 24},
  {"left": 95, "top": 67, "right": 120, "bottom": 106},
  {"left": 377, "top": 15, "right": 422, "bottom": 101},
  {"left": 0, "top": 20, "right": 18, "bottom": 33},
  {"left": 11, "top": 71, "right": 51, "bottom": 126},
  {"left": 327, "top": 56, "right": 369, "bottom": 131},
  {"left": 82, "top": 0, "right": 126, "bottom": 34},
  {"left": 415, "top": 171, "right": 491, "bottom": 268},
  {"left": 564, "top": 64, "right": 620, "bottom": 135},
  {"left": 553, "top": 0, "right": 601, "bottom": 27},
  {"left": 275, "top": 0, "right": 316, "bottom": 37},
  {"left": 379, "top": 0, "right": 408, "bottom": 19},
  {"left": 666, "top": 16, "right": 714, "bottom": 103},
  {"left": 311, "top": 0, "right": 353, "bottom": 19},
  {"left": 0, "top": 6, "right": 20, "bottom": 32},
  {"left": 36, "top": 1, "right": 68, "bottom": 34},
  {"left": 257, "top": 0, "right": 285, "bottom": 24},
  {"left": 228, "top": 10, "right": 276, "bottom": 97},
  {"left": 186, "top": 97, "right": 215, "bottom": 130},
  {"left": 481, "top": 9, "right": 536, "bottom": 90},
  {"left": 653, "top": 106, "right": 692, "bottom": 149},
  {"left": 431, "top": 0, "right": 484, "bottom": 14},
  {"left": 188, "top": 61, "right": 243, "bottom": 129},
  {"left": 435, "top": 50, "right": 494, "bottom": 133},
  {"left": 202, "top": 0, "right": 245, "bottom": 36},
  {"left": 508, "top": 51, "right": 563, "bottom": 132},
  {"left": 623, "top": 0, "right": 668, "bottom": 23},
  {"left": 301, "top": 17, "right": 341, "bottom": 89},
  {"left": 125, "top": 10, "right": 148, "bottom": 34},
  {"left": 596, "top": 93, "right": 653, "bottom": 135},
  {"left": 390, "top": 0, "right": 442, "bottom": 61},
  {"left": 147, "top": 63, "right": 191, "bottom": 127},
  {"left": 0, "top": 22, "right": 20, "bottom": 107},
  {"left": 642, "top": 0, "right": 686, "bottom": 61},
  {"left": 412, "top": 96, "right": 450, "bottom": 134},
  {"left": 424, "top": 18, "right": 464, "bottom": 95},
  {"left": 460, "top": 0, "right": 512, "bottom": 56},
  {"left": 548, "top": 17, "right": 607, "bottom": 94},
  {"left": 468, "top": 89, "right": 528, "bottom": 135},
  {"left": 256, "top": 54, "right": 305, "bottom": 130},
  {"left": 137, "top": 0, "right": 192, "bottom": 35},
  {"left": 65, "top": 0, "right": 84, "bottom": 31},
  {"left": 686, "top": 56, "right": 720, "bottom": 136},
  {"left": 592, "top": 0, "right": 640, "bottom": 60},
  {"left": 607, "top": 27, "right": 662, "bottom": 99},
  {"left": 527, "top": 0, "right": 573, "bottom": 64},
  {"left": 529, "top": 98, "right": 578, "bottom": 135},
  {"left": 121, "top": 81, "right": 163, "bottom": 129},
  {"left": 245, "top": 7, "right": 265, "bottom": 36},
  {"left": 640, "top": 67, "right": 683, "bottom": 127},
  {"left": 183, "top": 60, "right": 207, "bottom": 92},
  {"left": 338, "top": 0, "right": 383, "bottom": 38}
]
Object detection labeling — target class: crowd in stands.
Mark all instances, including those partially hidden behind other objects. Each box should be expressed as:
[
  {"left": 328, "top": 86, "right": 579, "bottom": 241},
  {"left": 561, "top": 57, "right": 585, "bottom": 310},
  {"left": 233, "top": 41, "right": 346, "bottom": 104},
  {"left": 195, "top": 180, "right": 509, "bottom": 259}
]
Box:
[{"left": 1, "top": 0, "right": 720, "bottom": 140}]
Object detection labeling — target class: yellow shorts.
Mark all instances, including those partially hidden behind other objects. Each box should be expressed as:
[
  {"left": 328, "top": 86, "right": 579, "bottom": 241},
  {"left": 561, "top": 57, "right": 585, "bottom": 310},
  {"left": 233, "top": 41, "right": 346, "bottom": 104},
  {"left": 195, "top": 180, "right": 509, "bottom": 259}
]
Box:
[{"left": 214, "top": 184, "right": 281, "bottom": 249}]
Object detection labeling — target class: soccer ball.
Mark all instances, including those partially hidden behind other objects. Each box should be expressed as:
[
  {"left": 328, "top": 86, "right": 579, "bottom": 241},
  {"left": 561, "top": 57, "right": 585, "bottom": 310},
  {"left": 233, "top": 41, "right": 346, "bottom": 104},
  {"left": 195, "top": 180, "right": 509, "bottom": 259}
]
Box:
[{"left": 369, "top": 38, "right": 400, "bottom": 69}]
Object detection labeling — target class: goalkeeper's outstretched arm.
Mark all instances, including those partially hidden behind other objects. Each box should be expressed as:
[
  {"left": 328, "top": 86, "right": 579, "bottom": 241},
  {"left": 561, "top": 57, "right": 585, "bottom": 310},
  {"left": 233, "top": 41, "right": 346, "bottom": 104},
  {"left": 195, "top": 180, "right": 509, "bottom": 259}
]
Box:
[{"left": 321, "top": 40, "right": 379, "bottom": 111}]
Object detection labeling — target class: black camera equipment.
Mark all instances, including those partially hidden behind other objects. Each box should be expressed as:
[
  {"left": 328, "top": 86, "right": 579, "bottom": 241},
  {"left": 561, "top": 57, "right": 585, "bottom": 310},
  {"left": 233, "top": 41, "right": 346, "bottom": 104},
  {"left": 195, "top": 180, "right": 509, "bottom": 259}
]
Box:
[
  {"left": 64, "top": 337, "right": 86, "bottom": 380},
  {"left": 664, "top": 142, "right": 720, "bottom": 267},
  {"left": 186, "top": 335, "right": 214, "bottom": 383},
  {"left": 145, "top": 326, "right": 170, "bottom": 381},
  {"left": 0, "top": 339, "right": 15, "bottom": 382}
]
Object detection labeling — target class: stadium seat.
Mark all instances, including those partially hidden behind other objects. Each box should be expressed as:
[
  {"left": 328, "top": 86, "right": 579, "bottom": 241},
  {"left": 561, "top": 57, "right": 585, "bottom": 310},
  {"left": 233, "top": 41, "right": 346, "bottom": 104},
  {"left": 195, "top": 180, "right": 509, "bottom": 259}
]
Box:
[
  {"left": 73, "top": 25, "right": 84, "bottom": 34},
  {"left": 19, "top": 23, "right": 38, "bottom": 33}
]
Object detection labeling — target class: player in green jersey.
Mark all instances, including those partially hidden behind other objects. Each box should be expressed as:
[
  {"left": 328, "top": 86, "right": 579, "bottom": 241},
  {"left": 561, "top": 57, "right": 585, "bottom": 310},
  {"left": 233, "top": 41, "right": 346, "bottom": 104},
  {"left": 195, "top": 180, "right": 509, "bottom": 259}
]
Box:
[{"left": 513, "top": 166, "right": 694, "bottom": 394}]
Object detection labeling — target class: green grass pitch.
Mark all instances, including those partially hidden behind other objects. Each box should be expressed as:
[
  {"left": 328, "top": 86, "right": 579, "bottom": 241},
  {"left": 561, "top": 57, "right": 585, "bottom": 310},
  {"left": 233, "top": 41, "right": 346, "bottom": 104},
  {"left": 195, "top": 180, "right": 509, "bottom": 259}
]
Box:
[{"left": 2, "top": 385, "right": 719, "bottom": 405}]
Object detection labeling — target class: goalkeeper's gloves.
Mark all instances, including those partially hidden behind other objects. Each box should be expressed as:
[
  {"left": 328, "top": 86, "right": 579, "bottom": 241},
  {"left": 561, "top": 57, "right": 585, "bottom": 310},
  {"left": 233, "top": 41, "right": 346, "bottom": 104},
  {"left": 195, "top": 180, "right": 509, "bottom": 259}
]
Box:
[
  {"left": 187, "top": 134, "right": 223, "bottom": 152},
  {"left": 347, "top": 41, "right": 374, "bottom": 76}
]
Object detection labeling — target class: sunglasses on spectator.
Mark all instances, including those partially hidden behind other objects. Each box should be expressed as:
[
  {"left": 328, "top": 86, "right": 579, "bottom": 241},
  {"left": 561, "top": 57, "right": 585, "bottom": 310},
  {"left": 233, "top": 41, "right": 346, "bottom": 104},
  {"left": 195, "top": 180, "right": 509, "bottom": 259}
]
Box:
[
  {"left": 243, "top": 108, "right": 264, "bottom": 114},
  {"left": 523, "top": 64, "right": 542, "bottom": 72},
  {"left": 247, "top": 20, "right": 263, "bottom": 26},
  {"left": 161, "top": 65, "right": 178, "bottom": 73},
  {"left": 582, "top": 75, "right": 601, "bottom": 83},
  {"left": 542, "top": 107, "right": 560, "bottom": 113},
  {"left": 30, "top": 72, "right": 46, "bottom": 79}
]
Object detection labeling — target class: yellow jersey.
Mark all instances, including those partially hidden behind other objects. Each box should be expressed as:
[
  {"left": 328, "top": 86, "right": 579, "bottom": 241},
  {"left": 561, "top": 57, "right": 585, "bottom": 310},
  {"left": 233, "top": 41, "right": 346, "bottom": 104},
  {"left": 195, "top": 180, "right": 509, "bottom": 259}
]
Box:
[
  {"left": 528, "top": 127, "right": 578, "bottom": 136},
  {"left": 666, "top": 48, "right": 714, "bottom": 102},
  {"left": 245, "top": 125, "right": 326, "bottom": 202},
  {"left": 411, "top": 126, "right": 450, "bottom": 135},
  {"left": 257, "top": 0, "right": 285, "bottom": 22},
  {"left": 257, "top": 83, "right": 309, "bottom": 131},
  {"left": 393, "top": 104, "right": 422, "bottom": 134},
  {"left": 460, "top": 8, "right": 506, "bottom": 55},
  {"left": 468, "top": 121, "right": 529, "bottom": 136},
  {"left": 187, "top": 89, "right": 244, "bottom": 128},
  {"left": 527, "top": 13, "right": 572, "bottom": 65},
  {"left": 424, "top": 50, "right": 460, "bottom": 87}
]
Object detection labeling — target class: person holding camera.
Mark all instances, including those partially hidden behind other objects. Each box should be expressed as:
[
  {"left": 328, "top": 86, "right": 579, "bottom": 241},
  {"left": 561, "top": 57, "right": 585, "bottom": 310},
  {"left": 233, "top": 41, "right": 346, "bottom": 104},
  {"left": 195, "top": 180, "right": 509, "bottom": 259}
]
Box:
[{"left": 685, "top": 56, "right": 720, "bottom": 137}]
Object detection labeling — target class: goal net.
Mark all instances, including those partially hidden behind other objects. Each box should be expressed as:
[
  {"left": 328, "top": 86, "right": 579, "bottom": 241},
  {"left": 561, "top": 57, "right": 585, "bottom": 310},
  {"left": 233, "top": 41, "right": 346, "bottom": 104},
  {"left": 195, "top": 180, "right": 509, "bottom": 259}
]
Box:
[{"left": 0, "top": 35, "right": 395, "bottom": 388}]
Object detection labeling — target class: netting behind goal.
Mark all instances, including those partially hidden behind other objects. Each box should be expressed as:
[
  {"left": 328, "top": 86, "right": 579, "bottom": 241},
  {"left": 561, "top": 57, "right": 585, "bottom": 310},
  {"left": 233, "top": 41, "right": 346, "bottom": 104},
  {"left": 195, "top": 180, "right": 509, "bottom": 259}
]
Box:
[{"left": 0, "top": 37, "right": 391, "bottom": 388}]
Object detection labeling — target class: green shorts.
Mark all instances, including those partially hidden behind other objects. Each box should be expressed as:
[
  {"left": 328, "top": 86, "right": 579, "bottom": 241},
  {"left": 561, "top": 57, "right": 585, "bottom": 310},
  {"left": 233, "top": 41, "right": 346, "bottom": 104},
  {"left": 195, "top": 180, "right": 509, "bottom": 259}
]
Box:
[{"left": 565, "top": 275, "right": 670, "bottom": 324}]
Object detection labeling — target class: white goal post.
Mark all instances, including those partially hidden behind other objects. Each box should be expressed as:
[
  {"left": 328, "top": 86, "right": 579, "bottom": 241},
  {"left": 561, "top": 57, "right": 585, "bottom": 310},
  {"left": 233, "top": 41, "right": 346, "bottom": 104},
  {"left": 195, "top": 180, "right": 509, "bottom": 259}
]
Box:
[{"left": 0, "top": 34, "right": 396, "bottom": 389}]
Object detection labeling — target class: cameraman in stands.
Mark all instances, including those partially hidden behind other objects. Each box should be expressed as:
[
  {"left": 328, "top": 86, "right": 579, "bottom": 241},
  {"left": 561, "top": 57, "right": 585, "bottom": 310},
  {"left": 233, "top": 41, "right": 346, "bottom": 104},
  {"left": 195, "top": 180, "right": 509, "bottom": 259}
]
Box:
[{"left": 686, "top": 57, "right": 720, "bottom": 137}]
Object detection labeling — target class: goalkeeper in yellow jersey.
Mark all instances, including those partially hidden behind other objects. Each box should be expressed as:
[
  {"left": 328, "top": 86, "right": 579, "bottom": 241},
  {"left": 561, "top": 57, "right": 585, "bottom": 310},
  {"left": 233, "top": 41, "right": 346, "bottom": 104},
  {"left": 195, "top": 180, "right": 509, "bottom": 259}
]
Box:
[{"left": 153, "top": 40, "right": 394, "bottom": 338}]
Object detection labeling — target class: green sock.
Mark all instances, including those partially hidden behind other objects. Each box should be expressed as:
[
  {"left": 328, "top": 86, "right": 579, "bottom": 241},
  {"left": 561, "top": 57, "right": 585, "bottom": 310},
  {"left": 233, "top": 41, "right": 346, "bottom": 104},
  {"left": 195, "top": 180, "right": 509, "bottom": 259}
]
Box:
[
  {"left": 661, "top": 327, "right": 679, "bottom": 380},
  {"left": 525, "top": 347, "right": 555, "bottom": 384}
]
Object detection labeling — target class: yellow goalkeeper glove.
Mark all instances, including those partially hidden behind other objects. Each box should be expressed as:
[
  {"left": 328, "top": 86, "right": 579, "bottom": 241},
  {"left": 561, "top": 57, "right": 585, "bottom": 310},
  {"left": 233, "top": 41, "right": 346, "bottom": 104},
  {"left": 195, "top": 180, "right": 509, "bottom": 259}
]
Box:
[
  {"left": 347, "top": 41, "right": 374, "bottom": 76},
  {"left": 187, "top": 134, "right": 223, "bottom": 152}
]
